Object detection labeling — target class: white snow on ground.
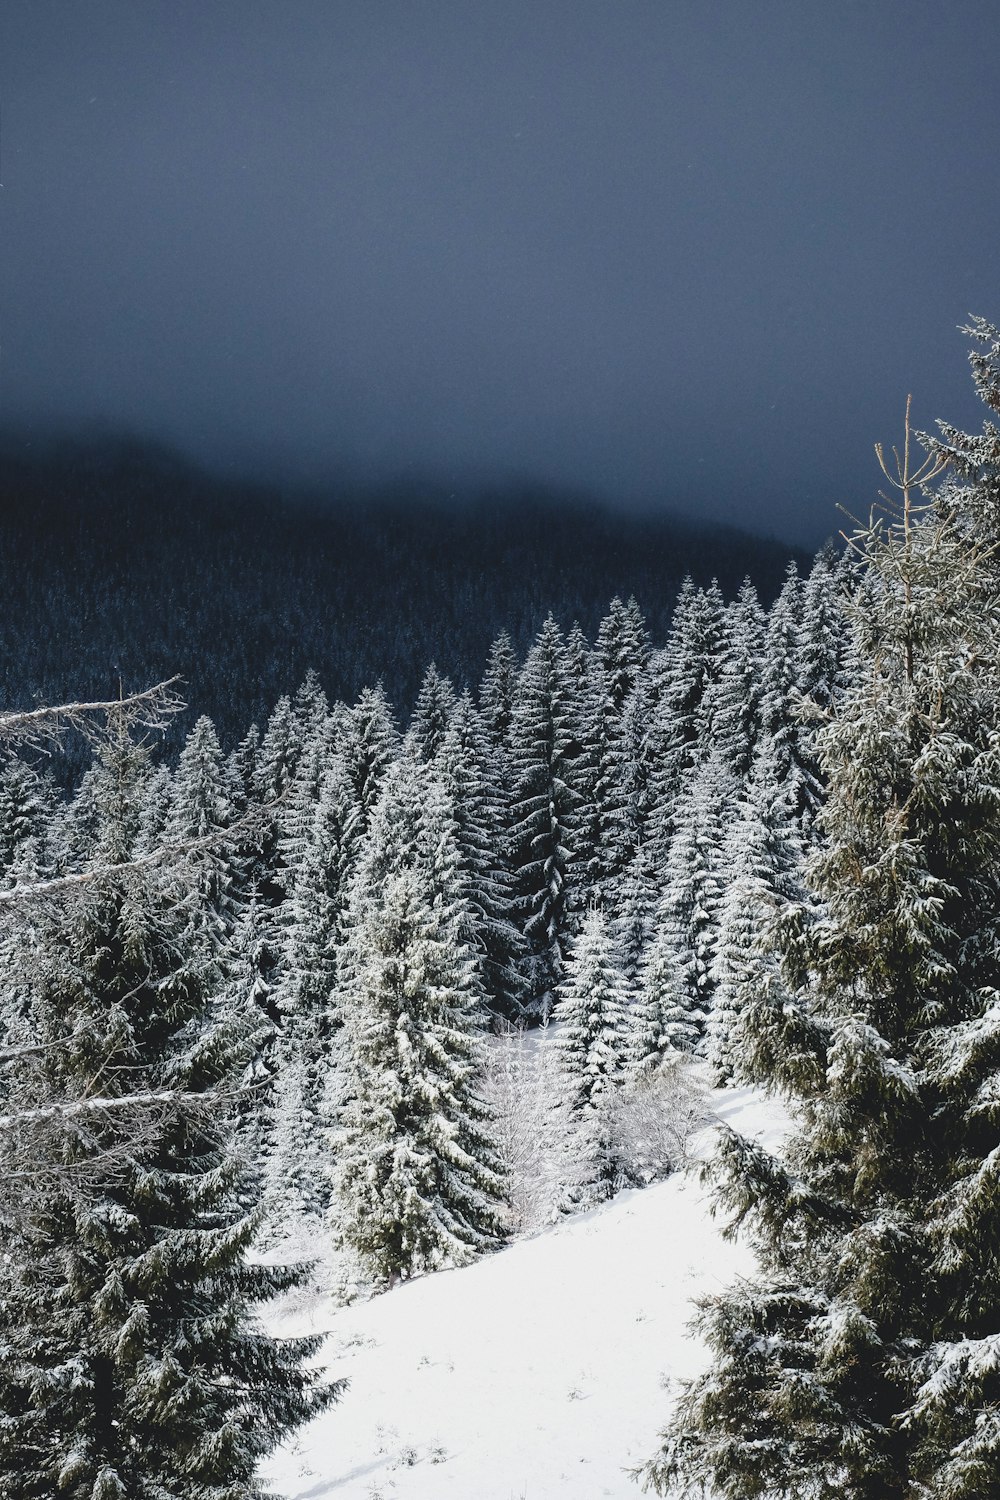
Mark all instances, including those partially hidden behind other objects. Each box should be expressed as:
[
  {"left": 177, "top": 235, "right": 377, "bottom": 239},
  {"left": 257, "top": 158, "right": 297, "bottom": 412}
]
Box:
[{"left": 262, "top": 1084, "right": 786, "bottom": 1500}]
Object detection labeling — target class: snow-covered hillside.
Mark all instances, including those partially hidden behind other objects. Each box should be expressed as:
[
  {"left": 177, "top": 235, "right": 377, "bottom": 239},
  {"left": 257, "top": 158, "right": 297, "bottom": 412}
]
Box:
[{"left": 262, "top": 1085, "right": 784, "bottom": 1500}]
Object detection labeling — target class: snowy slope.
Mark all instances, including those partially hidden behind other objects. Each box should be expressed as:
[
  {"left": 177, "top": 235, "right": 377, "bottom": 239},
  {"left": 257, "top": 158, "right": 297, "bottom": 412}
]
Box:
[{"left": 262, "top": 1085, "right": 784, "bottom": 1500}]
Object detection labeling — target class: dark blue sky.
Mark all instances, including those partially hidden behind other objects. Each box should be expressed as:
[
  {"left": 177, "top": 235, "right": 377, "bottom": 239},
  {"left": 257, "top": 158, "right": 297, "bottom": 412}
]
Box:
[{"left": 0, "top": 1, "right": 996, "bottom": 545}]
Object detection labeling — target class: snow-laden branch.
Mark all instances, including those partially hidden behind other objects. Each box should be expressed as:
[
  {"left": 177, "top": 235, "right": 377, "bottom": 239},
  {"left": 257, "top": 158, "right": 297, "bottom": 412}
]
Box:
[
  {"left": 0, "top": 798, "right": 276, "bottom": 910},
  {"left": 0, "top": 677, "right": 185, "bottom": 746},
  {"left": 0, "top": 1087, "right": 218, "bottom": 1132}
]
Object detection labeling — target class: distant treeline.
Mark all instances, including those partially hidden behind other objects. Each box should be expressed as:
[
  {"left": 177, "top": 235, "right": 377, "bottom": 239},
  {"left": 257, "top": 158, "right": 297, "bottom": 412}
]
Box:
[{"left": 0, "top": 434, "right": 806, "bottom": 763}]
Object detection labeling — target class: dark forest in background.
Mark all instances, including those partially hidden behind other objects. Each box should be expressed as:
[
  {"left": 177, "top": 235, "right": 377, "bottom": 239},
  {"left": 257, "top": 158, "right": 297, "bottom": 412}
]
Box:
[{"left": 0, "top": 435, "right": 806, "bottom": 760}]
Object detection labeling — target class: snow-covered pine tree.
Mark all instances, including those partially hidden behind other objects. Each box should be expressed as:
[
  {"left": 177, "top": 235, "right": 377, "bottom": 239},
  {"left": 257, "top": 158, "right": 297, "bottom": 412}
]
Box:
[
  {"left": 659, "top": 576, "right": 727, "bottom": 770},
  {"left": 224, "top": 889, "right": 281, "bottom": 1200},
  {"left": 254, "top": 693, "right": 302, "bottom": 809},
  {"left": 701, "top": 577, "right": 766, "bottom": 781},
  {"left": 267, "top": 756, "right": 361, "bottom": 1225},
  {"left": 649, "top": 742, "right": 735, "bottom": 1044},
  {"left": 628, "top": 917, "right": 702, "bottom": 1073},
  {"left": 921, "top": 315, "right": 1000, "bottom": 536},
  {"left": 334, "top": 771, "right": 505, "bottom": 1284},
  {"left": 161, "top": 714, "right": 236, "bottom": 926},
  {"left": 507, "top": 614, "right": 586, "bottom": 1017},
  {"left": 705, "top": 766, "right": 803, "bottom": 1084},
  {"left": 797, "top": 543, "right": 851, "bottom": 720},
  {"left": 591, "top": 597, "right": 653, "bottom": 904},
  {"left": 408, "top": 662, "right": 458, "bottom": 762},
  {"left": 478, "top": 630, "right": 520, "bottom": 749},
  {"left": 136, "top": 761, "right": 174, "bottom": 854},
  {"left": 241, "top": 693, "right": 303, "bottom": 912},
  {"left": 0, "top": 754, "right": 55, "bottom": 884},
  {"left": 553, "top": 905, "right": 630, "bottom": 1198},
  {"left": 0, "top": 715, "right": 335, "bottom": 1498},
  {"left": 291, "top": 667, "right": 329, "bottom": 744},
  {"left": 646, "top": 390, "right": 1000, "bottom": 1499},
  {"left": 757, "top": 559, "right": 825, "bottom": 831},
  {"left": 613, "top": 641, "right": 688, "bottom": 981},
  {"left": 437, "top": 693, "right": 526, "bottom": 1020},
  {"left": 227, "top": 720, "right": 261, "bottom": 815},
  {"left": 337, "top": 682, "right": 401, "bottom": 829},
  {"left": 619, "top": 577, "right": 727, "bottom": 982},
  {"left": 562, "top": 619, "right": 602, "bottom": 909}
]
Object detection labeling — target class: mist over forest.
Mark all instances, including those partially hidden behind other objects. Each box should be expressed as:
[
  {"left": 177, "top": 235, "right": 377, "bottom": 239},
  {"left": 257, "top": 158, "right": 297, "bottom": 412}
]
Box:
[{"left": 0, "top": 432, "right": 804, "bottom": 764}]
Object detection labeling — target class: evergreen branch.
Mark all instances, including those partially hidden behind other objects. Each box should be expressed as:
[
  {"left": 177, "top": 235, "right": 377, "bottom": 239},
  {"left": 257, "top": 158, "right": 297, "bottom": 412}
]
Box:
[{"left": 0, "top": 1087, "right": 223, "bottom": 1131}]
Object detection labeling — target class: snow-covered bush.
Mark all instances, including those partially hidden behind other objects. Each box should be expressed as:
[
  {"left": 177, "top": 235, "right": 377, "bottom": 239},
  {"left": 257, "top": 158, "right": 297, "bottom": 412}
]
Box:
[
  {"left": 606, "top": 1055, "right": 710, "bottom": 1186},
  {"left": 483, "top": 1025, "right": 709, "bottom": 1231},
  {"left": 481, "top": 1023, "right": 590, "bottom": 1234}
]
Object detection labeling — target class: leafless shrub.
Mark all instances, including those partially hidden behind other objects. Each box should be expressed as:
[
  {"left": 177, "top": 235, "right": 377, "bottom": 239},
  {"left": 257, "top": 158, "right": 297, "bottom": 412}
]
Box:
[
  {"left": 605, "top": 1054, "right": 711, "bottom": 1188},
  {"left": 480, "top": 1022, "right": 589, "bottom": 1235}
]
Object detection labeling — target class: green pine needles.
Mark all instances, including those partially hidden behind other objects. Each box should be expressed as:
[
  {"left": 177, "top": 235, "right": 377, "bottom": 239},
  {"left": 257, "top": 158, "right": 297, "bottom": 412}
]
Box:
[
  {"left": 645, "top": 366, "right": 1000, "bottom": 1498},
  {"left": 0, "top": 723, "right": 337, "bottom": 1499}
]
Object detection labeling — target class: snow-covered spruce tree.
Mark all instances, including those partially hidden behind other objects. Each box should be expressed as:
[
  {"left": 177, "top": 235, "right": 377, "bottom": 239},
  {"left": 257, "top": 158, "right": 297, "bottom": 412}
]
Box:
[
  {"left": 337, "top": 682, "right": 402, "bottom": 830},
  {"left": 334, "top": 774, "right": 505, "bottom": 1284},
  {"left": 408, "top": 662, "right": 458, "bottom": 763},
  {"left": 649, "top": 742, "right": 735, "bottom": 1044},
  {"left": 705, "top": 766, "right": 803, "bottom": 1084},
  {"left": 757, "top": 558, "right": 828, "bottom": 833},
  {"left": 658, "top": 576, "right": 727, "bottom": 770},
  {"left": 0, "top": 753, "right": 56, "bottom": 884},
  {"left": 645, "top": 396, "right": 1000, "bottom": 1499},
  {"left": 0, "top": 715, "right": 335, "bottom": 1499},
  {"left": 478, "top": 630, "right": 520, "bottom": 749},
  {"left": 553, "top": 905, "right": 630, "bottom": 1199},
  {"left": 436, "top": 693, "right": 526, "bottom": 1021},
  {"left": 701, "top": 577, "right": 766, "bottom": 782},
  {"left": 162, "top": 714, "right": 237, "bottom": 925},
  {"left": 507, "top": 614, "right": 587, "bottom": 1016},
  {"left": 591, "top": 597, "right": 653, "bottom": 904},
  {"left": 628, "top": 911, "right": 703, "bottom": 1073},
  {"left": 562, "top": 620, "right": 602, "bottom": 910},
  {"left": 267, "top": 756, "right": 361, "bottom": 1225}
]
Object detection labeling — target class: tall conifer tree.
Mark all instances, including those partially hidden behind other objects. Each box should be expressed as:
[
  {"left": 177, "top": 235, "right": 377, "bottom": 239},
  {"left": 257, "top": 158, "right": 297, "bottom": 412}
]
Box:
[
  {"left": 0, "top": 720, "right": 334, "bottom": 1499},
  {"left": 647, "top": 388, "right": 1000, "bottom": 1499}
]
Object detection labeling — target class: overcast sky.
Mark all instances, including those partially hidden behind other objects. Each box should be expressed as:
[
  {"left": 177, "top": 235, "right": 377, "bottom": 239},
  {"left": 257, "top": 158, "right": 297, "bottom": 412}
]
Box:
[{"left": 0, "top": 1, "right": 997, "bottom": 545}]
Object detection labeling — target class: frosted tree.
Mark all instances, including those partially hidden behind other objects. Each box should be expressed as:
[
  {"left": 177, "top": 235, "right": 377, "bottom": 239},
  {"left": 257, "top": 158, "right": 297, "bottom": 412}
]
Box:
[
  {"left": 647, "top": 389, "right": 1000, "bottom": 1499},
  {"left": 706, "top": 768, "right": 803, "bottom": 1083},
  {"left": 254, "top": 693, "right": 301, "bottom": 807},
  {"left": 478, "top": 629, "right": 520, "bottom": 748},
  {"left": 334, "top": 824, "right": 505, "bottom": 1284},
  {"left": 757, "top": 560, "right": 824, "bottom": 830},
  {"left": 592, "top": 597, "right": 653, "bottom": 902},
  {"left": 291, "top": 667, "right": 329, "bottom": 742},
  {"left": 613, "top": 644, "right": 688, "bottom": 980},
  {"left": 629, "top": 915, "right": 703, "bottom": 1073},
  {"left": 562, "top": 619, "right": 602, "bottom": 907},
  {"left": 224, "top": 890, "right": 280, "bottom": 1199},
  {"left": 437, "top": 693, "right": 526, "bottom": 1020},
  {"left": 227, "top": 720, "right": 260, "bottom": 814},
  {"left": 162, "top": 714, "right": 236, "bottom": 919},
  {"left": 408, "top": 662, "right": 458, "bottom": 762},
  {"left": 337, "top": 682, "right": 401, "bottom": 829},
  {"left": 508, "top": 614, "right": 586, "bottom": 1016},
  {"left": 651, "top": 743, "right": 735, "bottom": 1042},
  {"left": 553, "top": 906, "right": 630, "bottom": 1197},
  {"left": 658, "top": 576, "right": 727, "bottom": 769},
  {"left": 267, "top": 756, "right": 361, "bottom": 1226},
  {"left": 0, "top": 715, "right": 335, "bottom": 1498},
  {"left": 797, "top": 543, "right": 851, "bottom": 718},
  {"left": 0, "top": 754, "right": 55, "bottom": 884},
  {"left": 478, "top": 1023, "right": 583, "bottom": 1233},
  {"left": 701, "top": 577, "right": 766, "bottom": 780}
]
